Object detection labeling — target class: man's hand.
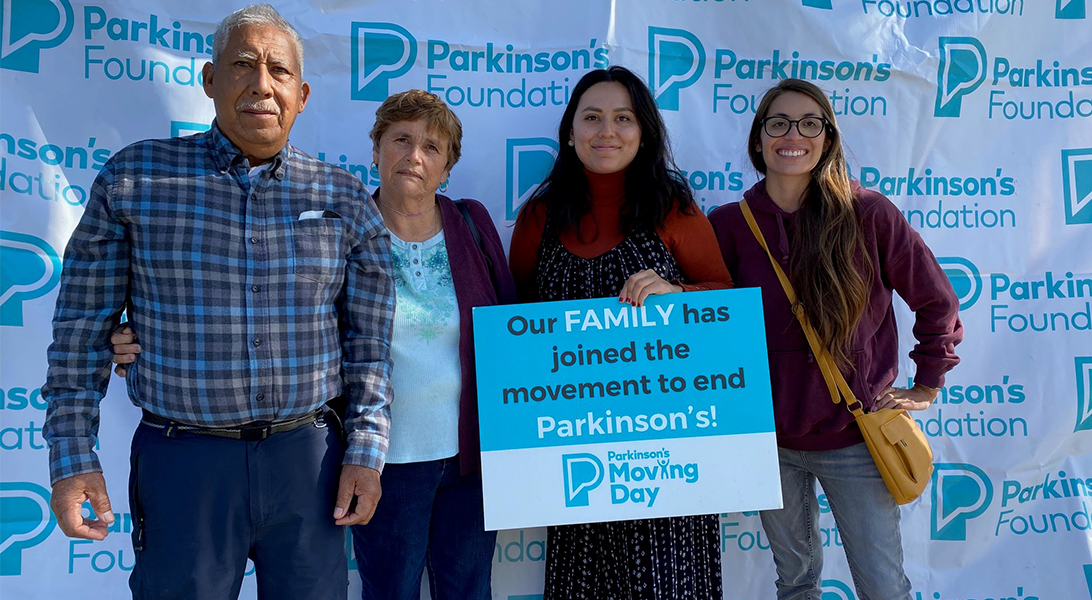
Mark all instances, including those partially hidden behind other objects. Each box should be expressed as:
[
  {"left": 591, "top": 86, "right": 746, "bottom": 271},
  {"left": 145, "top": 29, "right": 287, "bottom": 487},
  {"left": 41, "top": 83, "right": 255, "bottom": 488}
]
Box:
[
  {"left": 873, "top": 383, "right": 939, "bottom": 412},
  {"left": 51, "top": 472, "right": 115, "bottom": 540},
  {"left": 333, "top": 465, "right": 382, "bottom": 526},
  {"left": 110, "top": 325, "right": 140, "bottom": 378}
]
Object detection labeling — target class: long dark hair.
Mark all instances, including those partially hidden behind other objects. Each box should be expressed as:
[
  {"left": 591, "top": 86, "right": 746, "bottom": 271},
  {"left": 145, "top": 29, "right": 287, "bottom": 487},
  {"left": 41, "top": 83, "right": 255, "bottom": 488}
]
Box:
[
  {"left": 748, "top": 78, "right": 872, "bottom": 370},
  {"left": 527, "top": 66, "right": 695, "bottom": 235}
]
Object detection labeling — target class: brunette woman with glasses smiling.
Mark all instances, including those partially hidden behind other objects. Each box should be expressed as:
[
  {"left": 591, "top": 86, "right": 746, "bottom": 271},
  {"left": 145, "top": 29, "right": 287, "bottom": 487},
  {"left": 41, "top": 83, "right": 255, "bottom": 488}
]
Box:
[{"left": 709, "top": 78, "right": 963, "bottom": 600}]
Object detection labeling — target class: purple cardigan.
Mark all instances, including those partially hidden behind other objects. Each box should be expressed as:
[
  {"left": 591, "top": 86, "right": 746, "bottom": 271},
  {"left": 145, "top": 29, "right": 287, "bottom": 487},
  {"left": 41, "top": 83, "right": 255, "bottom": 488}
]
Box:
[
  {"left": 708, "top": 181, "right": 963, "bottom": 451},
  {"left": 430, "top": 194, "right": 518, "bottom": 474}
]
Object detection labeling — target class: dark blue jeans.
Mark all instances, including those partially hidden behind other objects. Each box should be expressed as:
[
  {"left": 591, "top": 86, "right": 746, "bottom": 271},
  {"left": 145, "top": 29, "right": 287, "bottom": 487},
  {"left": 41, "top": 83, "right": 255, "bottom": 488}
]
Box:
[
  {"left": 127, "top": 417, "right": 347, "bottom": 600},
  {"left": 351, "top": 456, "right": 495, "bottom": 600}
]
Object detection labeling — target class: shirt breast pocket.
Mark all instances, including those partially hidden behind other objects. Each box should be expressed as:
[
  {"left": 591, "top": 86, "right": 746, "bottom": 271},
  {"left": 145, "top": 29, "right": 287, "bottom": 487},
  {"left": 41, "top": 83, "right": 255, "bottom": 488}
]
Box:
[{"left": 292, "top": 218, "right": 344, "bottom": 284}]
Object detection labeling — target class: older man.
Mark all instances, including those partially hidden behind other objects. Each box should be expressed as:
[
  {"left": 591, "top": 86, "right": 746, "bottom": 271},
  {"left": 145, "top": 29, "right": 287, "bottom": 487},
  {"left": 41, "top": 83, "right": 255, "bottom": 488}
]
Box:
[{"left": 41, "top": 5, "right": 393, "bottom": 598}]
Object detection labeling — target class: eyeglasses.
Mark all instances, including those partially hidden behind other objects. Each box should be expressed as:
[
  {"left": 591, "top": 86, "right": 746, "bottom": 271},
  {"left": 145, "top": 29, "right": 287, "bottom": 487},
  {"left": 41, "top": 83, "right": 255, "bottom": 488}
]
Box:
[{"left": 762, "top": 116, "right": 828, "bottom": 138}]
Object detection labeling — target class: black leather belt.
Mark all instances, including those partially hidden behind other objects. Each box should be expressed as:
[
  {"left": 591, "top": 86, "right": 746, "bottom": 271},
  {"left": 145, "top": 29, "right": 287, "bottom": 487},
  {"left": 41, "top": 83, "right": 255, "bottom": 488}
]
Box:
[{"left": 141, "top": 408, "right": 325, "bottom": 441}]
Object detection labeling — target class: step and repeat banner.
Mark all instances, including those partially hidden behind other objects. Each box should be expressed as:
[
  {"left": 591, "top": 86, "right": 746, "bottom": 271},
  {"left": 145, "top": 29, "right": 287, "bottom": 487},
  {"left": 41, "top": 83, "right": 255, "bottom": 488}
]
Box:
[{"left": 1, "top": 0, "right": 1090, "bottom": 598}]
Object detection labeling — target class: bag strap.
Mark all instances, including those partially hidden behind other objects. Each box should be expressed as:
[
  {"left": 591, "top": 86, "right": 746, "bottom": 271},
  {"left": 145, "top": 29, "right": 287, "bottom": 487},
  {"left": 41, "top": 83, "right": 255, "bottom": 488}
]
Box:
[
  {"left": 454, "top": 199, "right": 498, "bottom": 294},
  {"left": 739, "top": 200, "right": 864, "bottom": 417}
]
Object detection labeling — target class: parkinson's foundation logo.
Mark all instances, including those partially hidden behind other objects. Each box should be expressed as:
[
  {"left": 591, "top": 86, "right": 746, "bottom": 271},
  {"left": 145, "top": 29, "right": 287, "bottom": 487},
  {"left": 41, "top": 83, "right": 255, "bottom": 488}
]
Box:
[
  {"left": 1076, "top": 357, "right": 1092, "bottom": 432},
  {"left": 0, "top": 0, "right": 73, "bottom": 73},
  {"left": 0, "top": 231, "right": 62, "bottom": 327},
  {"left": 0, "top": 482, "right": 57, "bottom": 576},
  {"left": 1062, "top": 148, "right": 1092, "bottom": 224},
  {"left": 647, "top": 27, "right": 705, "bottom": 112},
  {"left": 1057, "top": 0, "right": 1087, "bottom": 18},
  {"left": 821, "top": 579, "right": 856, "bottom": 600},
  {"left": 505, "top": 138, "right": 557, "bottom": 220},
  {"left": 931, "top": 463, "right": 993, "bottom": 541},
  {"left": 934, "top": 37, "right": 987, "bottom": 118},
  {"left": 937, "top": 257, "right": 983, "bottom": 311},
  {"left": 562, "top": 453, "right": 604, "bottom": 508},
  {"left": 350, "top": 22, "right": 417, "bottom": 102},
  {"left": 802, "top": 0, "right": 834, "bottom": 8}
]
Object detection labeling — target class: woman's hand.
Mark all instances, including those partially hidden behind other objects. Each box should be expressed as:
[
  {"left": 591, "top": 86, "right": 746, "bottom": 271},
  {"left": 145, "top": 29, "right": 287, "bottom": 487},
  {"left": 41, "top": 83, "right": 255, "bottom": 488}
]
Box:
[
  {"left": 618, "top": 269, "right": 683, "bottom": 307},
  {"left": 110, "top": 325, "right": 141, "bottom": 378},
  {"left": 873, "top": 383, "right": 938, "bottom": 412}
]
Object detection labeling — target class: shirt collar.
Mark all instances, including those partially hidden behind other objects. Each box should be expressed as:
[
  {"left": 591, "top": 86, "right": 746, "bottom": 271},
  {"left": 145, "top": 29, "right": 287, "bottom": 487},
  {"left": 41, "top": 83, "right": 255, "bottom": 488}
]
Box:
[{"left": 204, "top": 120, "right": 290, "bottom": 180}]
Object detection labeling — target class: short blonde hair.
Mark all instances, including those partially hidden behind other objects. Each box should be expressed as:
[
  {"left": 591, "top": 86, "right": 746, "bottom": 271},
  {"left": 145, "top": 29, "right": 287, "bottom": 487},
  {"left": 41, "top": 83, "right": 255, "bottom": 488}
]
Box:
[{"left": 370, "top": 90, "right": 463, "bottom": 171}]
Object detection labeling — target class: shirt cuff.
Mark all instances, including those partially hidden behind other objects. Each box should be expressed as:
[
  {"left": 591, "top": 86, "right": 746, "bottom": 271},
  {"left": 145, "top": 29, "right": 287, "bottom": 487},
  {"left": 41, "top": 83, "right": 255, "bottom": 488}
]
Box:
[
  {"left": 912, "top": 366, "right": 947, "bottom": 391},
  {"left": 49, "top": 438, "right": 102, "bottom": 485},
  {"left": 343, "top": 430, "right": 387, "bottom": 473}
]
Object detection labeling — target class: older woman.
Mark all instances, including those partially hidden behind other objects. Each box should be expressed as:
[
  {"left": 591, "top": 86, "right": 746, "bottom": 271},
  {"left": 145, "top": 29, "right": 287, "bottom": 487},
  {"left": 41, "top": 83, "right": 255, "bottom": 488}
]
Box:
[
  {"left": 111, "top": 90, "right": 516, "bottom": 600},
  {"left": 353, "top": 89, "right": 516, "bottom": 600},
  {"left": 509, "top": 66, "right": 732, "bottom": 600}
]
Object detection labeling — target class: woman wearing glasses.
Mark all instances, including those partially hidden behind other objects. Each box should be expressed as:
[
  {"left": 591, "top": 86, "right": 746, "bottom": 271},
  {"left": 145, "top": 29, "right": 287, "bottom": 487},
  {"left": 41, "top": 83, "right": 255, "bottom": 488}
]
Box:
[{"left": 708, "top": 78, "right": 963, "bottom": 600}]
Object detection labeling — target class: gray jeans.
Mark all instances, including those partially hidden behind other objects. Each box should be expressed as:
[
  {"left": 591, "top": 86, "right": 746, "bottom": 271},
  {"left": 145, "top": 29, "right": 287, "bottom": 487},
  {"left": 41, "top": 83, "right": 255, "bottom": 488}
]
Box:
[{"left": 759, "top": 442, "right": 913, "bottom": 600}]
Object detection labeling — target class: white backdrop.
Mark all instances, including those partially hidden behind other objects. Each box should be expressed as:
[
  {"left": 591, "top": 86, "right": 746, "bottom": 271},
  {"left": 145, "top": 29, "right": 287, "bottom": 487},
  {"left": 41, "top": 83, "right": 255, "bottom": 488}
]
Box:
[{"left": 2, "top": 1, "right": 1091, "bottom": 599}]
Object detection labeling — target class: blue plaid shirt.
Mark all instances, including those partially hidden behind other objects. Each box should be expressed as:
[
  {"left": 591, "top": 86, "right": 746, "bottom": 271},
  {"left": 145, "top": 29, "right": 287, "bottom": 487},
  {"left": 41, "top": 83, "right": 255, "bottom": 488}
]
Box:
[{"left": 43, "top": 125, "right": 395, "bottom": 484}]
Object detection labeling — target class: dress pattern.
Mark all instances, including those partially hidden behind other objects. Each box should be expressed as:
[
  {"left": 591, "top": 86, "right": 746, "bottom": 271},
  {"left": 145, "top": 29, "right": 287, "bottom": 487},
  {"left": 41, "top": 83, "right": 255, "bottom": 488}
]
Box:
[{"left": 535, "top": 224, "right": 724, "bottom": 600}]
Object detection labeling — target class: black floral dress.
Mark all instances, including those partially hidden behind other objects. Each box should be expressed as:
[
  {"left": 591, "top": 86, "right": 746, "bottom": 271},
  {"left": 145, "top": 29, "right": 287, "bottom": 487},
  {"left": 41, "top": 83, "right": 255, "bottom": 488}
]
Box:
[{"left": 536, "top": 224, "right": 724, "bottom": 600}]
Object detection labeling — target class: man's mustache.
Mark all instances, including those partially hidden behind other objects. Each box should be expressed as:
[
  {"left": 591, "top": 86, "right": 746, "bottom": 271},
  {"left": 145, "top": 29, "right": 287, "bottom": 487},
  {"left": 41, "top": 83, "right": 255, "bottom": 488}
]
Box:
[{"left": 236, "top": 101, "right": 281, "bottom": 114}]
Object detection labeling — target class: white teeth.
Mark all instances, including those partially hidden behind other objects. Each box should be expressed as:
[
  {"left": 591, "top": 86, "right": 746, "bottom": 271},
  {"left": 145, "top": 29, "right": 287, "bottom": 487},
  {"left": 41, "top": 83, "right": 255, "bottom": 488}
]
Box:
[{"left": 777, "top": 149, "right": 807, "bottom": 157}]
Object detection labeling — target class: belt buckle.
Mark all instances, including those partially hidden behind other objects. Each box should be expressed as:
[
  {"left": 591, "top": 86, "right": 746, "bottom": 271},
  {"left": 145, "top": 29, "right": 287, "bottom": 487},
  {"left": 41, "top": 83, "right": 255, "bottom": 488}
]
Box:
[{"left": 238, "top": 424, "right": 272, "bottom": 442}]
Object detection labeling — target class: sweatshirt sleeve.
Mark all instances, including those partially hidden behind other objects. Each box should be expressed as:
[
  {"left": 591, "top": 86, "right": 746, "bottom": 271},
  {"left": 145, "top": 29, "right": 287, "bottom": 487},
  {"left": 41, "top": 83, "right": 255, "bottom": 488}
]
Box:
[
  {"left": 707, "top": 203, "right": 740, "bottom": 278},
  {"left": 509, "top": 202, "right": 547, "bottom": 302},
  {"left": 467, "top": 199, "right": 519, "bottom": 306},
  {"left": 659, "top": 207, "right": 734, "bottom": 292},
  {"left": 870, "top": 194, "right": 963, "bottom": 388}
]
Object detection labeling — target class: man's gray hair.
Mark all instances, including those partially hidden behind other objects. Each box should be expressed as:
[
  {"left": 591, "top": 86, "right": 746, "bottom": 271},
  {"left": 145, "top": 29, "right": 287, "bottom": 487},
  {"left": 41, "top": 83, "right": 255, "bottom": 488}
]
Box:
[{"left": 211, "top": 4, "right": 305, "bottom": 74}]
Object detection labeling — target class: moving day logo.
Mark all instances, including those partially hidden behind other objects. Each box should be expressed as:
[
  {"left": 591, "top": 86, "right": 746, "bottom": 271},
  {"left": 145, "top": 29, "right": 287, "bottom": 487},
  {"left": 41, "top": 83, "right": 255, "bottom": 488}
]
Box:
[
  {"left": 931, "top": 463, "right": 993, "bottom": 541},
  {"left": 0, "top": 0, "right": 73, "bottom": 73},
  {"left": 0, "top": 482, "right": 56, "bottom": 576},
  {"left": 937, "top": 256, "right": 982, "bottom": 311},
  {"left": 350, "top": 22, "right": 416, "bottom": 102},
  {"left": 1076, "top": 357, "right": 1092, "bottom": 432},
  {"left": 0, "top": 231, "right": 62, "bottom": 327},
  {"left": 934, "top": 37, "right": 986, "bottom": 118},
  {"left": 1062, "top": 148, "right": 1092, "bottom": 224},
  {"left": 506, "top": 138, "right": 557, "bottom": 220},
  {"left": 648, "top": 27, "right": 704, "bottom": 112},
  {"left": 563, "top": 453, "right": 604, "bottom": 508}
]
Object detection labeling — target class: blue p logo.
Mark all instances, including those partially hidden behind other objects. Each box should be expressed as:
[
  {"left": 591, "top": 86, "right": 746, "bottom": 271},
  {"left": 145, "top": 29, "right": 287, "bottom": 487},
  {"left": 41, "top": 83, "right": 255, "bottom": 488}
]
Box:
[
  {"left": 820, "top": 579, "right": 856, "bottom": 600},
  {"left": 931, "top": 463, "right": 993, "bottom": 541},
  {"left": 350, "top": 22, "right": 417, "bottom": 102},
  {"left": 648, "top": 27, "right": 704, "bottom": 112},
  {"left": 170, "top": 120, "right": 211, "bottom": 138},
  {"left": 936, "top": 256, "right": 982, "bottom": 311},
  {"left": 0, "top": 231, "right": 62, "bottom": 327},
  {"left": 0, "top": 0, "right": 73, "bottom": 73},
  {"left": 1062, "top": 148, "right": 1092, "bottom": 225},
  {"left": 0, "top": 482, "right": 56, "bottom": 576},
  {"left": 934, "top": 37, "right": 987, "bottom": 118},
  {"left": 506, "top": 138, "right": 558, "bottom": 220},
  {"left": 1057, "top": 0, "right": 1086, "bottom": 19},
  {"left": 563, "top": 453, "right": 604, "bottom": 508},
  {"left": 1076, "top": 357, "right": 1092, "bottom": 432}
]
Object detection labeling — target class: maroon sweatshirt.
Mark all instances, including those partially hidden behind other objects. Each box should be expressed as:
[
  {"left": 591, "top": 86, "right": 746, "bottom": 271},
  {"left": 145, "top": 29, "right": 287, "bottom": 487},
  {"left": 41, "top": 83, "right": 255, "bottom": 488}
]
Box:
[{"left": 708, "top": 180, "right": 963, "bottom": 451}]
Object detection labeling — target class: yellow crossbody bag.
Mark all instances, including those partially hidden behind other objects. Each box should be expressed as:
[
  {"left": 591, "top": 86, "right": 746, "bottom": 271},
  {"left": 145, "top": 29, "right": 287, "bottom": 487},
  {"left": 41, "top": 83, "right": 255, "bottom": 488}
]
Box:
[{"left": 740, "top": 199, "right": 933, "bottom": 505}]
